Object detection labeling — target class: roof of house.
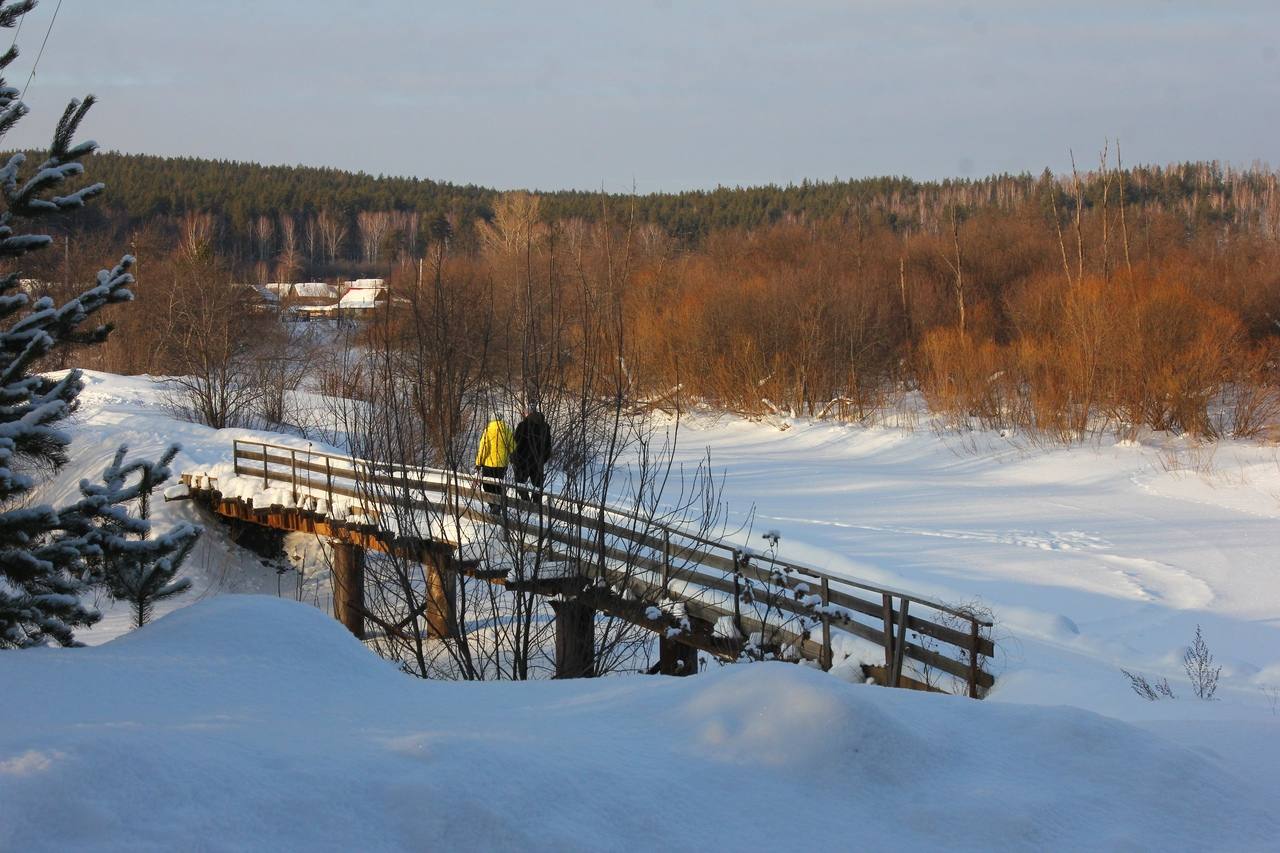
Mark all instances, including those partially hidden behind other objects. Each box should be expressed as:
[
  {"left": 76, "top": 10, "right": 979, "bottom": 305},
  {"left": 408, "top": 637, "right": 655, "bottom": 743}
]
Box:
[
  {"left": 249, "top": 284, "right": 281, "bottom": 302},
  {"left": 292, "top": 282, "right": 339, "bottom": 299},
  {"left": 264, "top": 282, "right": 339, "bottom": 299},
  {"left": 338, "top": 286, "right": 386, "bottom": 309}
]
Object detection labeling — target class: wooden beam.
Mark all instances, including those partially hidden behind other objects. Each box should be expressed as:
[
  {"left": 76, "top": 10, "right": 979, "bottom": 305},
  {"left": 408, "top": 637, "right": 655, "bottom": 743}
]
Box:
[
  {"left": 890, "top": 597, "right": 910, "bottom": 689},
  {"left": 187, "top": 490, "right": 452, "bottom": 564},
  {"left": 862, "top": 664, "right": 946, "bottom": 693}
]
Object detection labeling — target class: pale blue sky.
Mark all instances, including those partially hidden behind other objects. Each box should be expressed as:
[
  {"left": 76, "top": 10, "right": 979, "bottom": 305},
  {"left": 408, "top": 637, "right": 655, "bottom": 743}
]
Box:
[{"left": 3, "top": 1, "right": 1276, "bottom": 192}]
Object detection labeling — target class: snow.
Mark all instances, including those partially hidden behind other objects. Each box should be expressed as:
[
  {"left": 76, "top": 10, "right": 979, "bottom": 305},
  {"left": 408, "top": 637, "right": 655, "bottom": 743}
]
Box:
[
  {"left": 3, "top": 596, "right": 1274, "bottom": 851},
  {"left": 3, "top": 372, "right": 1280, "bottom": 850}
]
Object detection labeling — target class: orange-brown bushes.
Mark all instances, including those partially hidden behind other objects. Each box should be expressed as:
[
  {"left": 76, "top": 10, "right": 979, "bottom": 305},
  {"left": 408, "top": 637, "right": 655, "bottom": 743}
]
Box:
[
  {"left": 916, "top": 327, "right": 1016, "bottom": 429},
  {"left": 924, "top": 269, "right": 1252, "bottom": 439},
  {"left": 634, "top": 228, "right": 903, "bottom": 419},
  {"left": 1106, "top": 275, "right": 1243, "bottom": 437},
  {"left": 1217, "top": 338, "right": 1280, "bottom": 439}
]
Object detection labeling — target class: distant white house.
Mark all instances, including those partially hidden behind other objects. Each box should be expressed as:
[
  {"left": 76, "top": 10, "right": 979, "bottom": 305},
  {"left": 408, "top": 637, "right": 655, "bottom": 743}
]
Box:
[
  {"left": 247, "top": 284, "right": 281, "bottom": 311},
  {"left": 294, "top": 282, "right": 341, "bottom": 300},
  {"left": 338, "top": 281, "right": 387, "bottom": 314},
  {"left": 266, "top": 282, "right": 340, "bottom": 302}
]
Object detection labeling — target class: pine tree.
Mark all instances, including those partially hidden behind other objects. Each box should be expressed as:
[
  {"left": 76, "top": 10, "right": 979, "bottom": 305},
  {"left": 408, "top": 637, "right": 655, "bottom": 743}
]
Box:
[
  {"left": 95, "top": 445, "right": 198, "bottom": 629},
  {"left": 0, "top": 0, "right": 201, "bottom": 647}
]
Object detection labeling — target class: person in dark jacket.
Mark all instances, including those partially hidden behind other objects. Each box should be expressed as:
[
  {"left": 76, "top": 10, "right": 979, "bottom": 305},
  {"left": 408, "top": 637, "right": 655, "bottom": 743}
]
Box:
[{"left": 512, "top": 406, "right": 552, "bottom": 501}]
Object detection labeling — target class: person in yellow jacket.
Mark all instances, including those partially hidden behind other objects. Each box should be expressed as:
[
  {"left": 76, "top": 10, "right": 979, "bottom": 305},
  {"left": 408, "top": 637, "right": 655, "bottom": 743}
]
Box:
[{"left": 475, "top": 411, "right": 515, "bottom": 502}]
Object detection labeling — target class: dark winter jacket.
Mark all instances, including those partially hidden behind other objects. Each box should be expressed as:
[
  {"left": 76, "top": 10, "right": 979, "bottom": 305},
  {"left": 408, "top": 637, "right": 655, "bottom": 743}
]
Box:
[{"left": 513, "top": 412, "right": 552, "bottom": 475}]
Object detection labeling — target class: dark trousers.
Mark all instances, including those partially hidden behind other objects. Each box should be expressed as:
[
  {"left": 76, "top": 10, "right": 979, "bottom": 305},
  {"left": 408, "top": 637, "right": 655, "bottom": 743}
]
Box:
[
  {"left": 513, "top": 464, "right": 545, "bottom": 501},
  {"left": 478, "top": 465, "right": 507, "bottom": 496}
]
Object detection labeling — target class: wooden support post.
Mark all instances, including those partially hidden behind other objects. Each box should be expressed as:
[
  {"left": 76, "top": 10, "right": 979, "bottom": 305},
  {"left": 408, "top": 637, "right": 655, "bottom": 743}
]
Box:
[
  {"left": 890, "top": 598, "right": 910, "bottom": 688},
  {"left": 290, "top": 449, "right": 298, "bottom": 504},
  {"left": 820, "top": 577, "right": 833, "bottom": 671},
  {"left": 969, "top": 618, "right": 981, "bottom": 699},
  {"left": 661, "top": 530, "right": 671, "bottom": 598},
  {"left": 658, "top": 634, "right": 698, "bottom": 676},
  {"left": 594, "top": 507, "right": 606, "bottom": 582},
  {"left": 331, "top": 540, "right": 366, "bottom": 640},
  {"left": 261, "top": 442, "right": 270, "bottom": 489},
  {"left": 325, "top": 457, "right": 333, "bottom": 506},
  {"left": 733, "top": 552, "right": 745, "bottom": 644},
  {"left": 233, "top": 440, "right": 241, "bottom": 477},
  {"left": 551, "top": 598, "right": 596, "bottom": 679},
  {"left": 881, "top": 593, "right": 895, "bottom": 672},
  {"left": 425, "top": 554, "right": 456, "bottom": 640}
]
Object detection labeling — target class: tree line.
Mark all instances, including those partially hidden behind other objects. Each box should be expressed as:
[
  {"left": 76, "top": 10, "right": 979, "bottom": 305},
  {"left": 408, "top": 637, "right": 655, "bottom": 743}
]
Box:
[
  {"left": 10, "top": 149, "right": 1278, "bottom": 267},
  {"left": 13, "top": 147, "right": 1280, "bottom": 442}
]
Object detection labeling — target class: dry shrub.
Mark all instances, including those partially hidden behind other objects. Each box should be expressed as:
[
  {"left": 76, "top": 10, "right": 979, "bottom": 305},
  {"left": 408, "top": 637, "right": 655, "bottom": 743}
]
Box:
[
  {"left": 1215, "top": 339, "right": 1280, "bottom": 439},
  {"left": 924, "top": 267, "right": 1258, "bottom": 440},
  {"left": 916, "top": 327, "right": 1015, "bottom": 429},
  {"left": 1011, "top": 336, "right": 1088, "bottom": 439},
  {"left": 1108, "top": 275, "right": 1243, "bottom": 438},
  {"left": 639, "top": 227, "right": 904, "bottom": 420}
]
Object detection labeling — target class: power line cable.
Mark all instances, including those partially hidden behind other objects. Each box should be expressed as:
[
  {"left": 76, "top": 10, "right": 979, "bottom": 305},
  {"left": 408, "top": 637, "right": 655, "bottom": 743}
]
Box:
[
  {"left": 22, "top": 0, "right": 62, "bottom": 99},
  {"left": 7, "top": 5, "right": 25, "bottom": 50}
]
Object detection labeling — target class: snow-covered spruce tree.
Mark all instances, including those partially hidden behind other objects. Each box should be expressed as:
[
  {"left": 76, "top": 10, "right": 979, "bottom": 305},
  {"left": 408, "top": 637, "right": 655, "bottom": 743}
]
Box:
[
  {"left": 94, "top": 446, "right": 198, "bottom": 628},
  {"left": 0, "top": 0, "right": 201, "bottom": 647}
]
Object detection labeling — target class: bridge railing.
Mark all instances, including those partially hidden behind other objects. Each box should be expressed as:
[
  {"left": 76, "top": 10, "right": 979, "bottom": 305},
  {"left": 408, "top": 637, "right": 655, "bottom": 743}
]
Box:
[{"left": 228, "top": 439, "right": 995, "bottom": 696}]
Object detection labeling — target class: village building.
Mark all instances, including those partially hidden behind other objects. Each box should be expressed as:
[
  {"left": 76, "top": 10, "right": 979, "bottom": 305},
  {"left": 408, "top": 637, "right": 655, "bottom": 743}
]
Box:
[{"left": 337, "top": 279, "right": 387, "bottom": 317}]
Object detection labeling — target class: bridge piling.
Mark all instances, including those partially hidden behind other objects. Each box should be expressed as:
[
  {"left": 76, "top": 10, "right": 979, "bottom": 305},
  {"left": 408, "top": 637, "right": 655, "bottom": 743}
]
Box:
[
  {"left": 425, "top": 560, "right": 455, "bottom": 639},
  {"left": 551, "top": 598, "right": 596, "bottom": 679},
  {"left": 332, "top": 541, "right": 366, "bottom": 640},
  {"left": 658, "top": 634, "right": 698, "bottom": 675}
]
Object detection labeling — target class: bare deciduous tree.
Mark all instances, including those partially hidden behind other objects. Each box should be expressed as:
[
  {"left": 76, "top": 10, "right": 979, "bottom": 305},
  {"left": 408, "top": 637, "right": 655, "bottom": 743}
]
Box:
[
  {"left": 316, "top": 209, "right": 348, "bottom": 264},
  {"left": 357, "top": 210, "right": 393, "bottom": 264},
  {"left": 155, "top": 242, "right": 269, "bottom": 429}
]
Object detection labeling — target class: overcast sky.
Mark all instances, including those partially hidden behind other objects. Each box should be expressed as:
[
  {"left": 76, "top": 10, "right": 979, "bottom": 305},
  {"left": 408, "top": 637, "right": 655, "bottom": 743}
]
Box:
[{"left": 2, "top": 1, "right": 1276, "bottom": 193}]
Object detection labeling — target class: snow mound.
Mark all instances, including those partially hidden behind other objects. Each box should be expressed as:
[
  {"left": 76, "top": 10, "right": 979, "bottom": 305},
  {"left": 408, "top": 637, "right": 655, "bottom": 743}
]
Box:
[
  {"left": 678, "top": 663, "right": 1277, "bottom": 848},
  {"left": 106, "top": 594, "right": 386, "bottom": 675},
  {"left": 682, "top": 662, "right": 928, "bottom": 773},
  {"left": 1, "top": 598, "right": 1276, "bottom": 851}
]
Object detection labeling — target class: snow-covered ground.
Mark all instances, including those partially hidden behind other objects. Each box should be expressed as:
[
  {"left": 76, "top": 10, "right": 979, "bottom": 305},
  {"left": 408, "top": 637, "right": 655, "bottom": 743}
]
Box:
[{"left": 3, "top": 372, "right": 1279, "bottom": 851}]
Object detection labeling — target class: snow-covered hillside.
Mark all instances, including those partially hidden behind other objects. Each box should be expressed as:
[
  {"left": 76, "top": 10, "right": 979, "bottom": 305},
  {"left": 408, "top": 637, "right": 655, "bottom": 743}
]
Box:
[{"left": 3, "top": 372, "right": 1279, "bottom": 850}]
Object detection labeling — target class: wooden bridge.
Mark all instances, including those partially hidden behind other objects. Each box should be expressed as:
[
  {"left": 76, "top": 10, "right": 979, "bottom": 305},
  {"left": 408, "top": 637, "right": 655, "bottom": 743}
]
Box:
[{"left": 179, "top": 439, "right": 995, "bottom": 697}]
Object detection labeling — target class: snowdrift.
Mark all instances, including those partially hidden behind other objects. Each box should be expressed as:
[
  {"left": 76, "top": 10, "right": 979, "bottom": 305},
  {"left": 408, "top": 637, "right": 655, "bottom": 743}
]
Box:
[{"left": 2, "top": 596, "right": 1274, "bottom": 852}]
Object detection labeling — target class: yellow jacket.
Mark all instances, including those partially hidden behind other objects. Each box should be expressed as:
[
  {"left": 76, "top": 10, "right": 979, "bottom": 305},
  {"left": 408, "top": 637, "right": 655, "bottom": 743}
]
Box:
[{"left": 475, "top": 418, "right": 515, "bottom": 468}]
